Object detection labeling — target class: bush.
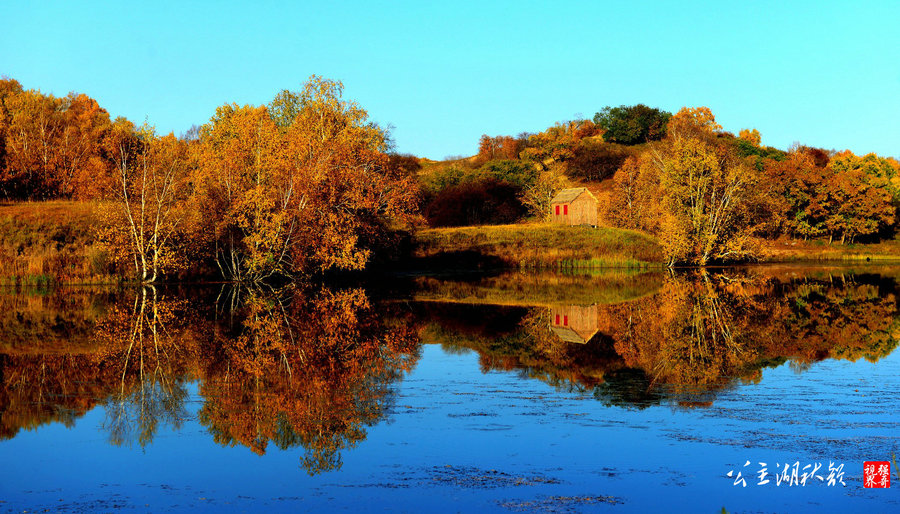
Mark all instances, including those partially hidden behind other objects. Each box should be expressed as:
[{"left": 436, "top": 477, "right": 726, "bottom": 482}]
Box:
[
  {"left": 568, "top": 140, "right": 632, "bottom": 181},
  {"left": 425, "top": 179, "right": 526, "bottom": 227}
]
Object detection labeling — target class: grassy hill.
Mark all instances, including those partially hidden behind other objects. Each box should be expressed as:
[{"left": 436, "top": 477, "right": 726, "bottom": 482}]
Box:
[
  {"left": 414, "top": 223, "right": 665, "bottom": 269},
  {"left": 0, "top": 201, "right": 115, "bottom": 284}
]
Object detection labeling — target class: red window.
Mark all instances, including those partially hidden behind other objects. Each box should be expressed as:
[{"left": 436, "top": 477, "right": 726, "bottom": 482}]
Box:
[
  {"left": 563, "top": 204, "right": 568, "bottom": 215},
  {"left": 555, "top": 314, "right": 560, "bottom": 324},
  {"left": 555, "top": 205, "right": 560, "bottom": 215},
  {"left": 563, "top": 315, "right": 568, "bottom": 326}
]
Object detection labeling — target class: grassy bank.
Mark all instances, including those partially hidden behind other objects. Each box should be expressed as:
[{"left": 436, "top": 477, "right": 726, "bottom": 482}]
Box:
[
  {"left": 6, "top": 202, "right": 900, "bottom": 286},
  {"left": 757, "top": 238, "right": 900, "bottom": 263},
  {"left": 0, "top": 201, "right": 118, "bottom": 285},
  {"left": 414, "top": 223, "right": 665, "bottom": 269}
]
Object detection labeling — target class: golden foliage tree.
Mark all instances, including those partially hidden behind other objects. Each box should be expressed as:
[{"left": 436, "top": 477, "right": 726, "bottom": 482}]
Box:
[
  {"left": 99, "top": 125, "right": 193, "bottom": 282},
  {"left": 653, "top": 136, "right": 758, "bottom": 265},
  {"left": 0, "top": 84, "right": 116, "bottom": 199},
  {"left": 738, "top": 128, "right": 761, "bottom": 146},
  {"left": 606, "top": 156, "right": 661, "bottom": 233},
  {"left": 194, "top": 76, "right": 418, "bottom": 282}
]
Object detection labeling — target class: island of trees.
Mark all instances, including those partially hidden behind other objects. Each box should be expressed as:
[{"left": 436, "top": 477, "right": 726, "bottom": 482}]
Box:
[{"left": 1, "top": 75, "right": 898, "bottom": 284}]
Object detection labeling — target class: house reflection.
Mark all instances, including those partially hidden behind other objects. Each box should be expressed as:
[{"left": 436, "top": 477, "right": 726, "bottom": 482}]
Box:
[{"left": 549, "top": 305, "right": 599, "bottom": 344}]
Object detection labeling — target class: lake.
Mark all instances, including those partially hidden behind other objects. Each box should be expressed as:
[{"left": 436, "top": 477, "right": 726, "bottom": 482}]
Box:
[{"left": 1, "top": 266, "right": 898, "bottom": 512}]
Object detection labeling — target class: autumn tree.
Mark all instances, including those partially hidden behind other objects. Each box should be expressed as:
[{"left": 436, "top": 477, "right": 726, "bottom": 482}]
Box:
[
  {"left": 759, "top": 148, "right": 898, "bottom": 243},
  {"left": 760, "top": 148, "right": 828, "bottom": 239},
  {"left": 567, "top": 139, "right": 632, "bottom": 181},
  {"left": 607, "top": 107, "right": 757, "bottom": 265},
  {"left": 424, "top": 178, "right": 526, "bottom": 227},
  {"left": 519, "top": 163, "right": 567, "bottom": 219},
  {"left": 193, "top": 104, "right": 288, "bottom": 280},
  {"left": 606, "top": 156, "right": 661, "bottom": 232},
  {"left": 475, "top": 134, "right": 527, "bottom": 164},
  {"left": 654, "top": 136, "right": 758, "bottom": 265},
  {"left": 267, "top": 88, "right": 304, "bottom": 128},
  {"left": 100, "top": 124, "right": 193, "bottom": 282},
  {"left": 738, "top": 128, "right": 761, "bottom": 146},
  {"left": 0, "top": 78, "right": 25, "bottom": 191},
  {"left": 2, "top": 89, "right": 62, "bottom": 198},
  {"left": 665, "top": 106, "right": 722, "bottom": 141},
  {"left": 194, "top": 76, "right": 418, "bottom": 282},
  {"left": 816, "top": 151, "right": 897, "bottom": 243},
  {"left": 520, "top": 119, "right": 599, "bottom": 168},
  {"left": 0, "top": 83, "right": 116, "bottom": 199}
]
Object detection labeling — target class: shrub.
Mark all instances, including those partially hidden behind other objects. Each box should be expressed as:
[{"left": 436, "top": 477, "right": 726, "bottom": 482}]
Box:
[{"left": 424, "top": 179, "right": 526, "bottom": 227}]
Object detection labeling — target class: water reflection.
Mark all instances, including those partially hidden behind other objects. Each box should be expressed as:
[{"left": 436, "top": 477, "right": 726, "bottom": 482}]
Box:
[
  {"left": 0, "top": 267, "right": 898, "bottom": 472},
  {"left": 409, "top": 268, "right": 900, "bottom": 407},
  {"left": 196, "top": 287, "right": 418, "bottom": 474},
  {"left": 549, "top": 305, "right": 599, "bottom": 344},
  {"left": 0, "top": 284, "right": 419, "bottom": 474}
]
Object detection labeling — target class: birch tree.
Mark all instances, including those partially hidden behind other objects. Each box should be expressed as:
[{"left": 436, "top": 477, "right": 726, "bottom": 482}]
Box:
[{"left": 103, "top": 124, "right": 191, "bottom": 283}]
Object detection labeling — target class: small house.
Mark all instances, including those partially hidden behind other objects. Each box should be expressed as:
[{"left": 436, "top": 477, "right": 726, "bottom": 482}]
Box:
[
  {"left": 549, "top": 305, "right": 600, "bottom": 344},
  {"left": 550, "top": 188, "right": 598, "bottom": 226}
]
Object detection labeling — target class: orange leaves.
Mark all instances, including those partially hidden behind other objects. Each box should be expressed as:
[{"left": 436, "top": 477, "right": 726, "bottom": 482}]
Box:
[
  {"left": 667, "top": 106, "right": 722, "bottom": 141},
  {"left": 738, "top": 128, "right": 761, "bottom": 147},
  {"left": 0, "top": 85, "right": 116, "bottom": 199},
  {"left": 820, "top": 151, "right": 897, "bottom": 243},
  {"left": 606, "top": 155, "right": 660, "bottom": 233},
  {"left": 476, "top": 134, "right": 526, "bottom": 164},
  {"left": 193, "top": 76, "right": 419, "bottom": 281},
  {"left": 763, "top": 147, "right": 898, "bottom": 243}
]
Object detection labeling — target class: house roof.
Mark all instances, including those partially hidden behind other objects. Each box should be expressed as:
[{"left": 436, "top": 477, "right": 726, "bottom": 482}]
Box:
[
  {"left": 550, "top": 187, "right": 596, "bottom": 204},
  {"left": 549, "top": 325, "right": 599, "bottom": 344}
]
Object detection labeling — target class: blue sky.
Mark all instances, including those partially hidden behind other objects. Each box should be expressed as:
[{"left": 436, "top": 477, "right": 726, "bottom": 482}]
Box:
[{"left": 1, "top": 1, "right": 898, "bottom": 159}]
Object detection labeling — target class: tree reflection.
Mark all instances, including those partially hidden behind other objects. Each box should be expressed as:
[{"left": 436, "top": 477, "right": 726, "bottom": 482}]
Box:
[
  {"left": 414, "top": 269, "right": 900, "bottom": 407},
  {"left": 95, "top": 286, "right": 195, "bottom": 447},
  {"left": 0, "top": 268, "right": 897, "bottom": 459},
  {"left": 197, "top": 286, "right": 419, "bottom": 474},
  {"left": 607, "top": 272, "right": 762, "bottom": 391},
  {"left": 0, "top": 288, "right": 129, "bottom": 440},
  {"left": 0, "top": 284, "right": 419, "bottom": 474}
]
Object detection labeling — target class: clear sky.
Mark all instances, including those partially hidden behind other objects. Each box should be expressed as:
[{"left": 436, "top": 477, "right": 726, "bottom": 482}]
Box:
[{"left": 1, "top": 1, "right": 897, "bottom": 159}]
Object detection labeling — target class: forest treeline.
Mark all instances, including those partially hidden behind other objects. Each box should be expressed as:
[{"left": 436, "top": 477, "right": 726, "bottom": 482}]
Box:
[
  {"left": 1, "top": 75, "right": 899, "bottom": 278},
  {"left": 0, "top": 76, "right": 420, "bottom": 282}
]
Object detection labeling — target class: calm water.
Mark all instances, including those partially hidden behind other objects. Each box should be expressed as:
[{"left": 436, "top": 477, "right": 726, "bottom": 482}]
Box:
[{"left": 1, "top": 266, "right": 899, "bottom": 512}]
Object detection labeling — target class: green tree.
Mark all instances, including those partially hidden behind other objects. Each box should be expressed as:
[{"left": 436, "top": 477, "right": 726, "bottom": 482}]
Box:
[{"left": 593, "top": 104, "right": 672, "bottom": 145}]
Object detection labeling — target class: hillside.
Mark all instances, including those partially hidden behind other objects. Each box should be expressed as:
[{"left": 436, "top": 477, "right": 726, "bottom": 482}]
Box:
[{"left": 0, "top": 201, "right": 114, "bottom": 285}]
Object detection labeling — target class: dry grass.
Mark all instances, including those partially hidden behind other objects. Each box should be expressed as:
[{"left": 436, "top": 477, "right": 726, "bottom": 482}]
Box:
[
  {"left": 415, "top": 222, "right": 665, "bottom": 268},
  {"left": 0, "top": 201, "right": 119, "bottom": 284}
]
